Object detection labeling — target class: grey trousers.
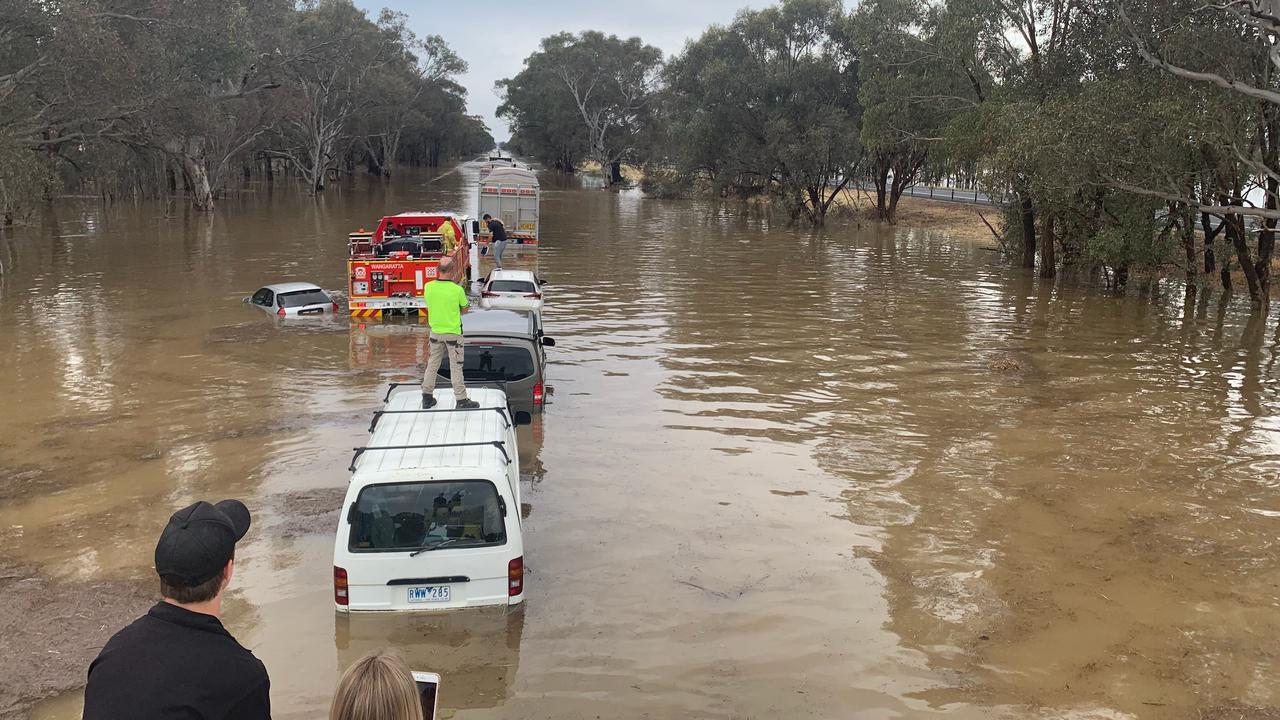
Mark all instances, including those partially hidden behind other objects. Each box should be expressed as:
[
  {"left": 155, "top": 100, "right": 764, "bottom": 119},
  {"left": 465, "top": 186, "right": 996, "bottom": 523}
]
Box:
[
  {"left": 493, "top": 240, "right": 508, "bottom": 268},
  {"left": 422, "top": 333, "right": 469, "bottom": 399}
]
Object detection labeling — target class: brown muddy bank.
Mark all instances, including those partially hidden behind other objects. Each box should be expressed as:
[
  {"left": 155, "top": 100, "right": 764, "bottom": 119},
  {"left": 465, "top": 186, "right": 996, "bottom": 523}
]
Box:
[{"left": 0, "top": 563, "right": 151, "bottom": 719}]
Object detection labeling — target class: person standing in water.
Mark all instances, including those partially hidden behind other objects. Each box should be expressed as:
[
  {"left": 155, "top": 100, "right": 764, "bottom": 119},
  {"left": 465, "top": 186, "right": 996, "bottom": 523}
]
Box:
[
  {"left": 421, "top": 257, "right": 478, "bottom": 410},
  {"left": 483, "top": 214, "right": 508, "bottom": 270}
]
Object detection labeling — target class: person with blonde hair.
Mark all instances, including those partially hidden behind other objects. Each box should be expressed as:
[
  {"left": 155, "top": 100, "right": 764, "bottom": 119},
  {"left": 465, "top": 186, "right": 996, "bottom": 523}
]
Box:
[{"left": 330, "top": 650, "right": 424, "bottom": 720}]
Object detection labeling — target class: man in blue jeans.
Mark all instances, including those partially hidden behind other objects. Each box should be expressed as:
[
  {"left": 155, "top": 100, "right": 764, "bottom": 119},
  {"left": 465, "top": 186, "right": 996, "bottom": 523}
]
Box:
[
  {"left": 483, "top": 213, "right": 508, "bottom": 270},
  {"left": 422, "top": 257, "right": 479, "bottom": 410}
]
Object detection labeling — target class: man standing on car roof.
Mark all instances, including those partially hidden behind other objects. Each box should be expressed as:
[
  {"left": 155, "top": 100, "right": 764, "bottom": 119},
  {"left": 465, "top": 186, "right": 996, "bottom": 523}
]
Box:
[
  {"left": 422, "top": 257, "right": 479, "bottom": 410},
  {"left": 83, "top": 499, "right": 271, "bottom": 720}
]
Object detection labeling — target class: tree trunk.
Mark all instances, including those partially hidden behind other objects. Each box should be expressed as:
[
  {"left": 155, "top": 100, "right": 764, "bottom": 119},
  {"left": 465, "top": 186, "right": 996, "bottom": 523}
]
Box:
[
  {"left": 1019, "top": 193, "right": 1037, "bottom": 269},
  {"left": 1201, "top": 210, "right": 1219, "bottom": 276},
  {"left": 610, "top": 161, "right": 623, "bottom": 185},
  {"left": 1182, "top": 208, "right": 1198, "bottom": 301},
  {"left": 872, "top": 161, "right": 890, "bottom": 220},
  {"left": 178, "top": 155, "right": 214, "bottom": 211},
  {"left": 1255, "top": 176, "right": 1277, "bottom": 309},
  {"left": 1226, "top": 214, "right": 1262, "bottom": 306},
  {"left": 1039, "top": 213, "right": 1055, "bottom": 278}
]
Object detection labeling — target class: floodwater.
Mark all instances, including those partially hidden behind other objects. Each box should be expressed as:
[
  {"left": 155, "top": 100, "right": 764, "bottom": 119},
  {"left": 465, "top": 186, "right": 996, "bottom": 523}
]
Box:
[{"left": 3, "top": 162, "right": 1280, "bottom": 720}]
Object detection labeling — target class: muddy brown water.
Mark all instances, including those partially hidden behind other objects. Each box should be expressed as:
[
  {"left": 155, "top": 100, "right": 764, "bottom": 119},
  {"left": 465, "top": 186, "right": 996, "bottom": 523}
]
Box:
[{"left": 3, "top": 163, "right": 1280, "bottom": 719}]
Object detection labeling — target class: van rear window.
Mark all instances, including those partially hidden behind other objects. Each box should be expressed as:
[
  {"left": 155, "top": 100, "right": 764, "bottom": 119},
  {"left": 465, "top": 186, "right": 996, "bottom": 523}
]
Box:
[
  {"left": 278, "top": 289, "right": 330, "bottom": 308},
  {"left": 438, "top": 345, "right": 534, "bottom": 382},
  {"left": 348, "top": 480, "right": 506, "bottom": 553}
]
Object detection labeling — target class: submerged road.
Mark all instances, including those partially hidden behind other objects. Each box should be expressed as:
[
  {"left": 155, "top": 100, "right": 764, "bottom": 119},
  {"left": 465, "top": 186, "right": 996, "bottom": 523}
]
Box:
[{"left": 2, "top": 162, "right": 1279, "bottom": 719}]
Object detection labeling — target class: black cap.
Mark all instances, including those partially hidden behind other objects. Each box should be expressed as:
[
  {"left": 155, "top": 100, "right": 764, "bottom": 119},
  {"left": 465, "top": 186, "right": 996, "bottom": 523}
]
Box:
[{"left": 154, "top": 500, "right": 251, "bottom": 587}]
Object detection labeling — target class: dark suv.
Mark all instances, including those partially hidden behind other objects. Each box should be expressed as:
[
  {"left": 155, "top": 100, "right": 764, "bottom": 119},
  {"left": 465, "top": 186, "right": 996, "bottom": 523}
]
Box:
[{"left": 437, "top": 308, "right": 554, "bottom": 419}]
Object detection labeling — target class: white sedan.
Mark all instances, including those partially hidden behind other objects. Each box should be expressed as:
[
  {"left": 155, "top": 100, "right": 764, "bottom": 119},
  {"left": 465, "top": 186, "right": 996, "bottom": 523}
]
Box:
[
  {"left": 479, "top": 270, "right": 544, "bottom": 313},
  {"left": 244, "top": 282, "right": 339, "bottom": 317}
]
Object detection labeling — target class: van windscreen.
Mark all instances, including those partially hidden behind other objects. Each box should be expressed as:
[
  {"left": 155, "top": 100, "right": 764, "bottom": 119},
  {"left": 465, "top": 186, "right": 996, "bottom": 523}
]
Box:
[
  {"left": 438, "top": 345, "right": 534, "bottom": 382},
  {"left": 348, "top": 480, "right": 506, "bottom": 553}
]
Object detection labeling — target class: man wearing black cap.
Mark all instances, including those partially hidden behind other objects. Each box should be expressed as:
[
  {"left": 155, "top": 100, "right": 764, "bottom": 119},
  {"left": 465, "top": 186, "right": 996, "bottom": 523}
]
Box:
[{"left": 83, "top": 499, "right": 271, "bottom": 719}]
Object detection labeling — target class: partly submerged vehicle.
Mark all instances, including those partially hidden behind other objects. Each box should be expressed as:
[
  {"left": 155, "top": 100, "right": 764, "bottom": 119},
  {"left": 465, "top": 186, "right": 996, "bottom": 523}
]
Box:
[
  {"left": 335, "top": 387, "right": 525, "bottom": 612},
  {"left": 477, "top": 166, "right": 539, "bottom": 246},
  {"left": 244, "top": 282, "right": 339, "bottom": 317},
  {"left": 479, "top": 269, "right": 544, "bottom": 314},
  {"left": 347, "top": 212, "right": 480, "bottom": 318}
]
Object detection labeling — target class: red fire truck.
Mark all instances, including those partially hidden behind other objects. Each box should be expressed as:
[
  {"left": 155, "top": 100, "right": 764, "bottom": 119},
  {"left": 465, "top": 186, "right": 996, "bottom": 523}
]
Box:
[{"left": 347, "top": 212, "right": 480, "bottom": 318}]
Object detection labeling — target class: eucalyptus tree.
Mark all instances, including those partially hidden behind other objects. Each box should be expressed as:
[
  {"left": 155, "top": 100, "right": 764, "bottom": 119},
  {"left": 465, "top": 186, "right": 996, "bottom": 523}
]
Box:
[
  {"left": 665, "top": 0, "right": 861, "bottom": 223},
  {"left": 501, "top": 31, "right": 662, "bottom": 185}
]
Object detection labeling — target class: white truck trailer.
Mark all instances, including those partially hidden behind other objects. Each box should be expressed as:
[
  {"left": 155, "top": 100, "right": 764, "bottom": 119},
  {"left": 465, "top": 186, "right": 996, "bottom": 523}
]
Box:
[{"left": 477, "top": 166, "right": 540, "bottom": 246}]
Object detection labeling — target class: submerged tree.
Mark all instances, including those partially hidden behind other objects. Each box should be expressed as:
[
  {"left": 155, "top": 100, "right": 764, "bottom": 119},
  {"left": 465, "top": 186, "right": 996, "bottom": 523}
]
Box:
[
  {"left": 499, "top": 31, "right": 662, "bottom": 186},
  {"left": 665, "top": 0, "right": 861, "bottom": 224},
  {"left": 0, "top": 0, "right": 488, "bottom": 214}
]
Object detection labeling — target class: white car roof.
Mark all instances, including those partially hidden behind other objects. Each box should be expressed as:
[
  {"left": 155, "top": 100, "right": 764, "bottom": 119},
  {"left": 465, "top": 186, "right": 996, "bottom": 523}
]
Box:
[
  {"left": 486, "top": 270, "right": 537, "bottom": 284},
  {"left": 352, "top": 388, "right": 513, "bottom": 479},
  {"left": 262, "top": 282, "right": 324, "bottom": 293}
]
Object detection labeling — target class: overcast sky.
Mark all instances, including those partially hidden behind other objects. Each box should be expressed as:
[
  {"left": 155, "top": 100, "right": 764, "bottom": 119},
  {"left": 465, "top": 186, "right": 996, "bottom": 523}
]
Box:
[{"left": 355, "top": 0, "right": 778, "bottom": 142}]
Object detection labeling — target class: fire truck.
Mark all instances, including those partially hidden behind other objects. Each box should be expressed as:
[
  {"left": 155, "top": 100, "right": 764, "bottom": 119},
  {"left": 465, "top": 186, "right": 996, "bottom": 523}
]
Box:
[{"left": 346, "top": 212, "right": 480, "bottom": 318}]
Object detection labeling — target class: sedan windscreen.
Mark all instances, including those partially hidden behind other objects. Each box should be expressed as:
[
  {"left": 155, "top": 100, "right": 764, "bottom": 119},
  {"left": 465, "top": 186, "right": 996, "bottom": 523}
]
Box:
[
  {"left": 278, "top": 289, "right": 331, "bottom": 308},
  {"left": 438, "top": 345, "right": 535, "bottom": 382}
]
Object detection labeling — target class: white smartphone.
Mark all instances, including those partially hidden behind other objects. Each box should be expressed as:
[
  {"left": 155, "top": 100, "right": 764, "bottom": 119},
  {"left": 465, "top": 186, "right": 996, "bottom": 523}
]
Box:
[{"left": 411, "top": 671, "right": 440, "bottom": 720}]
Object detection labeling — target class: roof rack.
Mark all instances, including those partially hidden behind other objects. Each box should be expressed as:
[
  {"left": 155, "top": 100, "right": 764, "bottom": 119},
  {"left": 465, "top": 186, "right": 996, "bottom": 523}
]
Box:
[
  {"left": 383, "top": 381, "right": 508, "bottom": 403},
  {"left": 349, "top": 441, "right": 511, "bottom": 472},
  {"left": 367, "top": 406, "right": 511, "bottom": 433}
]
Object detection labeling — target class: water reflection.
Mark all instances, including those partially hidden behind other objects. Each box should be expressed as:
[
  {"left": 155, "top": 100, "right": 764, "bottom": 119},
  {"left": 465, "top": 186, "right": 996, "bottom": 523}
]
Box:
[{"left": 335, "top": 609, "right": 525, "bottom": 711}]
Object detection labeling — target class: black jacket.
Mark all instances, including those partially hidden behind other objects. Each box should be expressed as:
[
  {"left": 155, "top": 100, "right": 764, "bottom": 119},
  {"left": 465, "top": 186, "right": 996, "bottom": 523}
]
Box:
[
  {"left": 83, "top": 602, "right": 271, "bottom": 720},
  {"left": 487, "top": 219, "right": 508, "bottom": 243}
]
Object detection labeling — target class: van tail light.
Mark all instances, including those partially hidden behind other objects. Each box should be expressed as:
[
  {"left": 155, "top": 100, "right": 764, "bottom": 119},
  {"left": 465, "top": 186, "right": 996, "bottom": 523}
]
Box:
[
  {"left": 533, "top": 381, "right": 544, "bottom": 406},
  {"left": 481, "top": 291, "right": 498, "bottom": 297},
  {"left": 277, "top": 307, "right": 286, "bottom": 317},
  {"left": 334, "top": 566, "right": 349, "bottom": 606},
  {"left": 508, "top": 557, "right": 523, "bottom": 596},
  {"left": 332, "top": 301, "right": 339, "bottom": 312},
  {"left": 524, "top": 293, "right": 541, "bottom": 299}
]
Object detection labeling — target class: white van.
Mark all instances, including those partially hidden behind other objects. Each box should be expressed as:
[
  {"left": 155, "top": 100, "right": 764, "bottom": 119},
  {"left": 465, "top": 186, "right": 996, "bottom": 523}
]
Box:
[{"left": 333, "top": 387, "right": 524, "bottom": 612}]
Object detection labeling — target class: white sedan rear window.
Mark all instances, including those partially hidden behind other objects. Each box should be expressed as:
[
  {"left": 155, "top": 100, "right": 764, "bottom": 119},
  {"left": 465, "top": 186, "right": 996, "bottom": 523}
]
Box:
[{"left": 488, "top": 280, "right": 535, "bottom": 293}]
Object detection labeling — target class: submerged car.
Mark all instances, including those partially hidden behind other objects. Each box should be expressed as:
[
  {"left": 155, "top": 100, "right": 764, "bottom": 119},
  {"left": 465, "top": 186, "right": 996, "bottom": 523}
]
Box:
[
  {"left": 336, "top": 387, "right": 525, "bottom": 612},
  {"left": 437, "top": 308, "right": 554, "bottom": 417},
  {"left": 479, "top": 270, "right": 544, "bottom": 313},
  {"left": 245, "top": 282, "right": 339, "bottom": 317}
]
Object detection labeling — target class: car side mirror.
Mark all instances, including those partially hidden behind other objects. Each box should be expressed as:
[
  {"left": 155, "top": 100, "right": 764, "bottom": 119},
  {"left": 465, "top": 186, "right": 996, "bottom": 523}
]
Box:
[
  {"left": 471, "top": 220, "right": 481, "bottom": 235},
  {"left": 541, "top": 337, "right": 556, "bottom": 347},
  {"left": 242, "top": 297, "right": 251, "bottom": 304},
  {"left": 513, "top": 411, "right": 532, "bottom": 426}
]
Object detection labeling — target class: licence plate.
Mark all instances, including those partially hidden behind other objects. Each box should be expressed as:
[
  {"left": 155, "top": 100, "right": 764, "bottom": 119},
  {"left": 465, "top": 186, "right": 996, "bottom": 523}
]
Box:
[
  {"left": 299, "top": 307, "right": 323, "bottom": 315},
  {"left": 407, "top": 586, "right": 451, "bottom": 603}
]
